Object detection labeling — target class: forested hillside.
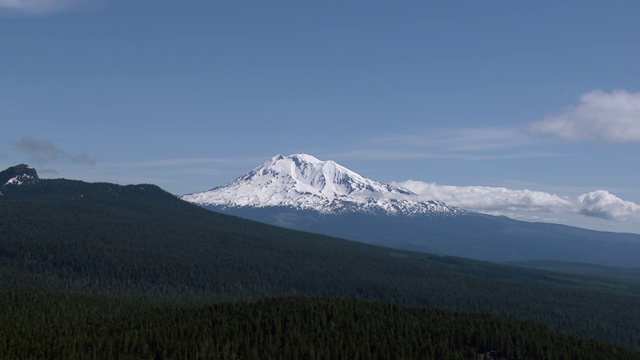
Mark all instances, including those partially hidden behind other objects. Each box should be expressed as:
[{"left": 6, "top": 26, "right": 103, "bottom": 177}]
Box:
[
  {"left": 2, "top": 176, "right": 640, "bottom": 353},
  {"left": 2, "top": 290, "right": 638, "bottom": 360}
]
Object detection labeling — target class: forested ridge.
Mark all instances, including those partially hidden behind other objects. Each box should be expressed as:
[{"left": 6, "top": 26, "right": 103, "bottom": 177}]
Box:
[
  {"left": 509, "top": 260, "right": 640, "bottom": 284},
  {"left": 1, "top": 177, "right": 640, "bottom": 355}
]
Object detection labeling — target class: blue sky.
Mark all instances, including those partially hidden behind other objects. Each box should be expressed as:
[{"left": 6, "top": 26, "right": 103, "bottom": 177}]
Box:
[{"left": 1, "top": 1, "right": 639, "bottom": 233}]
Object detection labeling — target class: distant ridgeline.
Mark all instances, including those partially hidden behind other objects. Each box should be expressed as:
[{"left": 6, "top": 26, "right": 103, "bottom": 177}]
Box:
[{"left": 1, "top": 164, "right": 640, "bottom": 356}]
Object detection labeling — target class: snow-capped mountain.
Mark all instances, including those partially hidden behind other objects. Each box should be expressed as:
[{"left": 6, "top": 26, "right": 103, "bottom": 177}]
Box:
[
  {"left": 179, "top": 154, "right": 640, "bottom": 267},
  {"left": 181, "top": 154, "right": 466, "bottom": 216},
  {"left": 0, "top": 164, "right": 39, "bottom": 187}
]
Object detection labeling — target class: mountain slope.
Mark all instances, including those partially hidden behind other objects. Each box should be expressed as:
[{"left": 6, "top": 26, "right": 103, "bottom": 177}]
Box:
[
  {"left": 182, "top": 154, "right": 640, "bottom": 267},
  {"left": 216, "top": 206, "right": 640, "bottom": 267},
  {"left": 2, "top": 169, "right": 640, "bottom": 349},
  {"left": 182, "top": 154, "right": 465, "bottom": 216}
]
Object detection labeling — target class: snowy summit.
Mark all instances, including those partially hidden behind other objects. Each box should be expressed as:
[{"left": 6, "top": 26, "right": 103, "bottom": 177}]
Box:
[
  {"left": 0, "top": 164, "right": 39, "bottom": 187},
  {"left": 181, "top": 154, "right": 466, "bottom": 216}
]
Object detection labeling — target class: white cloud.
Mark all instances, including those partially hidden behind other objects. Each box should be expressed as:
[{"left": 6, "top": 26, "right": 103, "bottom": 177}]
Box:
[
  {"left": 394, "top": 180, "right": 640, "bottom": 223},
  {"left": 395, "top": 180, "right": 576, "bottom": 213},
  {"left": 0, "top": 0, "right": 93, "bottom": 15},
  {"left": 578, "top": 190, "right": 640, "bottom": 221},
  {"left": 529, "top": 90, "right": 640, "bottom": 143}
]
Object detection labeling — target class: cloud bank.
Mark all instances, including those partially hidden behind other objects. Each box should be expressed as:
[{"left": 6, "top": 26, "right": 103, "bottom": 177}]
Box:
[
  {"left": 578, "top": 190, "right": 640, "bottom": 221},
  {"left": 394, "top": 180, "right": 640, "bottom": 223},
  {"left": 0, "top": 0, "right": 91, "bottom": 15},
  {"left": 529, "top": 90, "right": 640, "bottom": 143}
]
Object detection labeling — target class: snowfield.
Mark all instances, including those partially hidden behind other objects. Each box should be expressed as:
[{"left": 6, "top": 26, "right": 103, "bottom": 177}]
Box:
[{"left": 181, "top": 154, "right": 466, "bottom": 216}]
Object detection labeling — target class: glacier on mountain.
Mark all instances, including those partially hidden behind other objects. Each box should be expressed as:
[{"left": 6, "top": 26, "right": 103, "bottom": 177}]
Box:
[{"left": 181, "top": 154, "right": 466, "bottom": 216}]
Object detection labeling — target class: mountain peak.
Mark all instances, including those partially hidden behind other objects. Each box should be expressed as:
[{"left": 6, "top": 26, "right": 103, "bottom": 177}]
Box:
[
  {"left": 182, "top": 154, "right": 466, "bottom": 216},
  {"left": 0, "top": 164, "right": 39, "bottom": 187}
]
